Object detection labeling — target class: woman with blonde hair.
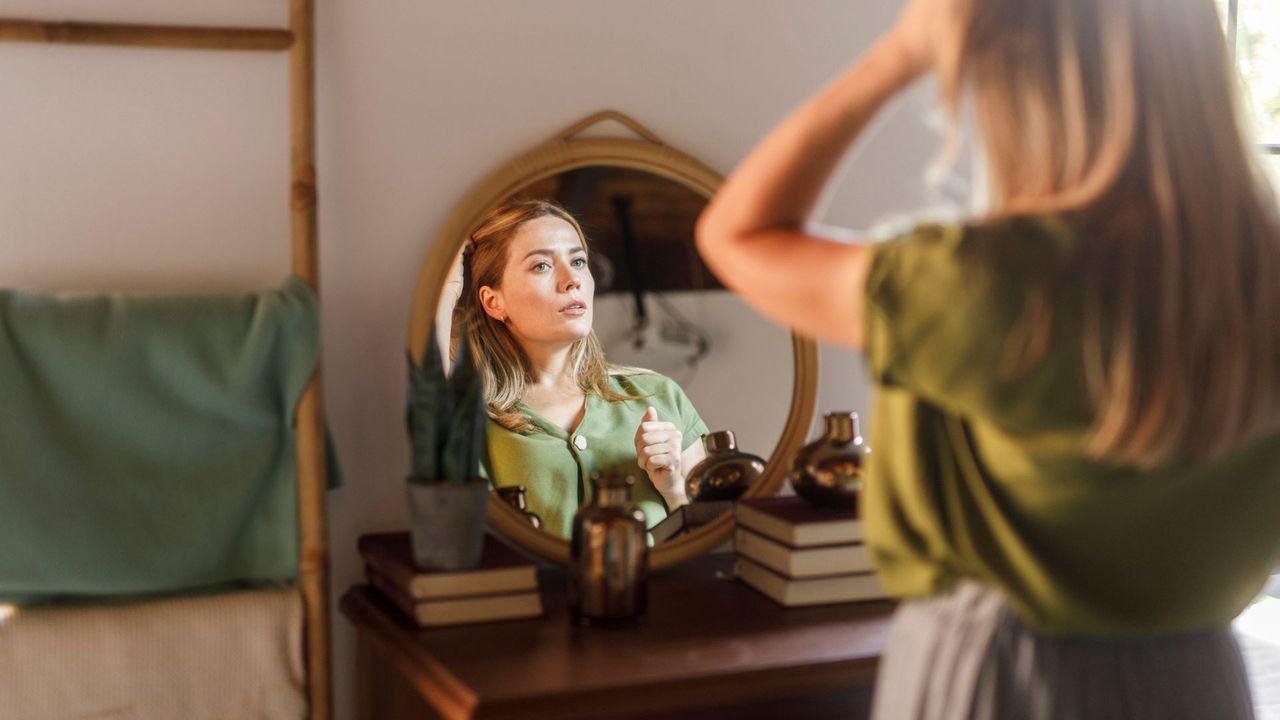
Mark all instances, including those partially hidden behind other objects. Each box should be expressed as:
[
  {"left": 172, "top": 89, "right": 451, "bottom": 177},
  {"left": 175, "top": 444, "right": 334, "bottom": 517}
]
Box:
[
  {"left": 453, "top": 199, "right": 707, "bottom": 539},
  {"left": 697, "top": 0, "right": 1279, "bottom": 716}
]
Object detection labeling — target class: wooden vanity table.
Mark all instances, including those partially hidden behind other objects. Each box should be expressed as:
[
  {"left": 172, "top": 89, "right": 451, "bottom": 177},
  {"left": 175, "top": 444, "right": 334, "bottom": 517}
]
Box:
[{"left": 340, "top": 553, "right": 894, "bottom": 720}]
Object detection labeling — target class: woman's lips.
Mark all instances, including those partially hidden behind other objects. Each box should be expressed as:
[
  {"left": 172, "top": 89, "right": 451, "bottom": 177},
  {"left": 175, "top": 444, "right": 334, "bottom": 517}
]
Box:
[{"left": 559, "top": 301, "right": 588, "bottom": 317}]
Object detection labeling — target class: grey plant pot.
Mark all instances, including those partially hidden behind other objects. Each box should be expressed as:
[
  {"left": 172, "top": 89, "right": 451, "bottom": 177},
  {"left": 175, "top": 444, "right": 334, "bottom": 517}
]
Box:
[{"left": 405, "top": 477, "right": 490, "bottom": 571}]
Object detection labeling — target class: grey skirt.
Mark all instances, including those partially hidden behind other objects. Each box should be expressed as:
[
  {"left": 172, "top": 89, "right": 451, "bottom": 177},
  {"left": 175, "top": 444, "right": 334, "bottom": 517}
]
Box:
[{"left": 870, "top": 581, "right": 1255, "bottom": 720}]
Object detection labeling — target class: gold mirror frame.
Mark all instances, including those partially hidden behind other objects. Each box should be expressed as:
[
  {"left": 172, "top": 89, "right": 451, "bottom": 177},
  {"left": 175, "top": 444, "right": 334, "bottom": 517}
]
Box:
[{"left": 408, "top": 110, "right": 819, "bottom": 570}]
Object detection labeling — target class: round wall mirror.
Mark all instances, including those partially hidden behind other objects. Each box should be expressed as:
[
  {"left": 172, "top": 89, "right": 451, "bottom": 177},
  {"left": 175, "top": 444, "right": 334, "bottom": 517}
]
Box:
[{"left": 409, "top": 111, "right": 817, "bottom": 570}]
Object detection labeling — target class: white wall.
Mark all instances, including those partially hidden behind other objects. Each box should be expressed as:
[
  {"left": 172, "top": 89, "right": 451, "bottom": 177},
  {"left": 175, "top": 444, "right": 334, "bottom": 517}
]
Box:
[
  {"left": 0, "top": 1, "right": 290, "bottom": 292},
  {"left": 0, "top": 2, "right": 953, "bottom": 717}
]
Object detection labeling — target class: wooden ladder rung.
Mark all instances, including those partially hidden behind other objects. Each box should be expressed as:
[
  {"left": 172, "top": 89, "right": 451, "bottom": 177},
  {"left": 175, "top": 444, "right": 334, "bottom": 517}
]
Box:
[{"left": 0, "top": 19, "right": 292, "bottom": 51}]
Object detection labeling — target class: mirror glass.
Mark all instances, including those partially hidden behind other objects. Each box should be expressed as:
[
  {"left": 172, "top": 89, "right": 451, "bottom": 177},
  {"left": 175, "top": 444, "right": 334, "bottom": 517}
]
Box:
[{"left": 438, "top": 166, "right": 793, "bottom": 541}]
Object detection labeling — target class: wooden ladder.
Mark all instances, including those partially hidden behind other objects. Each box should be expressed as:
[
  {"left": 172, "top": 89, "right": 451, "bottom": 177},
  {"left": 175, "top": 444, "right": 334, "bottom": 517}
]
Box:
[{"left": 0, "top": 5, "right": 331, "bottom": 719}]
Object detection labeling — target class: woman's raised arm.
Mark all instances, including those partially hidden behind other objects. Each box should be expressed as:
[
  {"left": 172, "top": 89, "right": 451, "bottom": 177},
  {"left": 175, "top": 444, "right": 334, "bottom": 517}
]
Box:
[{"left": 695, "top": 3, "right": 941, "bottom": 349}]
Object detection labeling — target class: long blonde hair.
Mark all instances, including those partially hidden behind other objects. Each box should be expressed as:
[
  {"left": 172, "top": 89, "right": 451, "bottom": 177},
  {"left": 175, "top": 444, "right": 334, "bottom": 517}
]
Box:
[
  {"left": 459, "top": 199, "right": 645, "bottom": 432},
  {"left": 935, "top": 0, "right": 1280, "bottom": 468}
]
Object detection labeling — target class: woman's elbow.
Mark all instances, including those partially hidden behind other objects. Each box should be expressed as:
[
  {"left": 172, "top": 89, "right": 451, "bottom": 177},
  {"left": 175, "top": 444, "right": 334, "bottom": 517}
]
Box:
[
  {"left": 694, "top": 204, "right": 724, "bottom": 255},
  {"left": 694, "top": 201, "right": 743, "bottom": 272}
]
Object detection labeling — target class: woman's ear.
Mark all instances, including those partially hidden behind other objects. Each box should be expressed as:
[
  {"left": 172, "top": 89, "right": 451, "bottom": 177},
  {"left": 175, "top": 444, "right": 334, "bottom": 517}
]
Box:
[{"left": 478, "top": 286, "right": 506, "bottom": 322}]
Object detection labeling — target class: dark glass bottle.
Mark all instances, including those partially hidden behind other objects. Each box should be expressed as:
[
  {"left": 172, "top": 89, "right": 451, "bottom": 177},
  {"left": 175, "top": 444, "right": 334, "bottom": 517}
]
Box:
[
  {"left": 494, "top": 486, "right": 543, "bottom": 530},
  {"left": 684, "top": 430, "right": 766, "bottom": 503},
  {"left": 569, "top": 472, "right": 648, "bottom": 625},
  {"left": 790, "top": 411, "right": 868, "bottom": 512}
]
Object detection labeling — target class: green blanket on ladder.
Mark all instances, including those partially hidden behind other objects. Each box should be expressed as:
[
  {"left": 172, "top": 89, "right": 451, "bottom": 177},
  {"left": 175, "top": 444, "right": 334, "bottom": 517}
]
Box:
[{"left": 0, "top": 275, "right": 327, "bottom": 603}]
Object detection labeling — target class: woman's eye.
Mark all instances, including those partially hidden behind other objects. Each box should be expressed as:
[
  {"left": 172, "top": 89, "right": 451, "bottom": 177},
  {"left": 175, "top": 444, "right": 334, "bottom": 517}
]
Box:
[
  {"left": 531, "top": 262, "right": 550, "bottom": 272},
  {"left": 571, "top": 257, "right": 587, "bottom": 268}
]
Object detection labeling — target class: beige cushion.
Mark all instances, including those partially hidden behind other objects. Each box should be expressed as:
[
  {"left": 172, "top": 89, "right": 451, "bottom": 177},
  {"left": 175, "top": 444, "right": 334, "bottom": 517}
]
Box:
[{"left": 0, "top": 587, "right": 305, "bottom": 720}]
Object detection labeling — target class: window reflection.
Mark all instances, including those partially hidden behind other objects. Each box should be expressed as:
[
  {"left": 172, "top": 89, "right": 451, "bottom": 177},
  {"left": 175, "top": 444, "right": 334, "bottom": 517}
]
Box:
[
  {"left": 1237, "top": 0, "right": 1280, "bottom": 144},
  {"left": 1219, "top": 0, "right": 1280, "bottom": 145}
]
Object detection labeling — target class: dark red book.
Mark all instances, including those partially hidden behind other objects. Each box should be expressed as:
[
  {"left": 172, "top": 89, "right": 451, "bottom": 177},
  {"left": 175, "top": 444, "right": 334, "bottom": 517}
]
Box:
[
  {"left": 356, "top": 531, "right": 537, "bottom": 600},
  {"left": 734, "top": 496, "right": 862, "bottom": 548}
]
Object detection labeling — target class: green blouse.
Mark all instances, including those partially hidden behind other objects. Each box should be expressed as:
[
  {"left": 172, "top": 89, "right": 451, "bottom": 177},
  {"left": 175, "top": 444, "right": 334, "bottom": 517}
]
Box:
[
  {"left": 862, "top": 217, "right": 1280, "bottom": 636},
  {"left": 483, "top": 372, "right": 709, "bottom": 539}
]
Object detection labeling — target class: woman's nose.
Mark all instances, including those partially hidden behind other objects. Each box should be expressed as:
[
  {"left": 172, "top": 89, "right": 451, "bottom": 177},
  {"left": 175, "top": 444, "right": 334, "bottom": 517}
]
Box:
[{"left": 560, "top": 270, "right": 581, "bottom": 292}]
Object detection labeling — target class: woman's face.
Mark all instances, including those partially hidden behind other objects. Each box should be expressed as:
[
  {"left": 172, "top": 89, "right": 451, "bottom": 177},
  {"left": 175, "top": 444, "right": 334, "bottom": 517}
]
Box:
[{"left": 481, "top": 216, "right": 595, "bottom": 350}]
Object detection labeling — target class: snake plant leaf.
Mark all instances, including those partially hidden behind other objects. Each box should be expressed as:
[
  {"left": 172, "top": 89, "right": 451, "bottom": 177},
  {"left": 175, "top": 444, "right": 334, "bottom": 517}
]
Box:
[
  {"left": 460, "top": 329, "right": 487, "bottom": 484},
  {"left": 443, "top": 246, "right": 487, "bottom": 484},
  {"left": 406, "top": 328, "right": 450, "bottom": 483},
  {"left": 442, "top": 308, "right": 485, "bottom": 484},
  {"left": 407, "top": 244, "right": 489, "bottom": 485},
  {"left": 407, "top": 246, "right": 489, "bottom": 485}
]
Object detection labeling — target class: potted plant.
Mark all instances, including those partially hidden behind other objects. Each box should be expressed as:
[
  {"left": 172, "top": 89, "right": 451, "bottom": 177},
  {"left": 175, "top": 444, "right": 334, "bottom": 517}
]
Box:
[{"left": 405, "top": 257, "right": 489, "bottom": 571}]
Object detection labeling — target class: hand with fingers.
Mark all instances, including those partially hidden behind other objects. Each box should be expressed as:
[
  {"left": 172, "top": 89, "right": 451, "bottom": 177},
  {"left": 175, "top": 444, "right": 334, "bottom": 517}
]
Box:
[
  {"left": 634, "top": 406, "right": 688, "bottom": 509},
  {"left": 445, "top": 242, "right": 469, "bottom": 305}
]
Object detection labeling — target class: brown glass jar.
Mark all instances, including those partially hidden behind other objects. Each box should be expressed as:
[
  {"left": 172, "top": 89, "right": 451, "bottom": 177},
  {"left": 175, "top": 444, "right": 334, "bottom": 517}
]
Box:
[
  {"left": 494, "top": 486, "right": 543, "bottom": 530},
  {"left": 790, "top": 411, "right": 868, "bottom": 512},
  {"left": 569, "top": 472, "right": 649, "bottom": 625},
  {"left": 684, "top": 430, "right": 765, "bottom": 503}
]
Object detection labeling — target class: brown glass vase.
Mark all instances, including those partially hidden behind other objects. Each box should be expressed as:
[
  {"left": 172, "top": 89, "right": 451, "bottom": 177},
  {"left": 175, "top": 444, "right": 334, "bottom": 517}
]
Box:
[
  {"left": 790, "top": 411, "right": 868, "bottom": 512},
  {"left": 569, "top": 472, "right": 648, "bottom": 625},
  {"left": 684, "top": 430, "right": 765, "bottom": 503},
  {"left": 495, "top": 486, "right": 543, "bottom": 530}
]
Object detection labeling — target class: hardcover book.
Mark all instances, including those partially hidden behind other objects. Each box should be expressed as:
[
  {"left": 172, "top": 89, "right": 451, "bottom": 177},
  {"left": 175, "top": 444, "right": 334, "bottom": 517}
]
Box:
[
  {"left": 366, "top": 566, "right": 544, "bottom": 627},
  {"left": 734, "top": 496, "right": 862, "bottom": 547},
  {"left": 735, "top": 557, "right": 887, "bottom": 607},
  {"left": 734, "top": 527, "right": 874, "bottom": 578},
  {"left": 356, "top": 531, "right": 537, "bottom": 600},
  {"left": 649, "top": 500, "right": 734, "bottom": 544}
]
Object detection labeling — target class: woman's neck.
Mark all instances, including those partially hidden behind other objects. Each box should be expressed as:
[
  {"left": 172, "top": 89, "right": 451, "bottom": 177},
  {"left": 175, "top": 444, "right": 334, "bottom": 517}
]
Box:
[
  {"left": 520, "top": 341, "right": 586, "bottom": 432},
  {"left": 522, "top": 341, "right": 579, "bottom": 396}
]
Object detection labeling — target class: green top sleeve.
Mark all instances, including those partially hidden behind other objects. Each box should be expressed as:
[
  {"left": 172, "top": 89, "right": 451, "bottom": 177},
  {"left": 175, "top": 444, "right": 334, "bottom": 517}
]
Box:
[
  {"left": 864, "top": 219, "right": 1093, "bottom": 433},
  {"left": 865, "top": 223, "right": 1017, "bottom": 417},
  {"left": 859, "top": 218, "right": 1280, "bottom": 636}
]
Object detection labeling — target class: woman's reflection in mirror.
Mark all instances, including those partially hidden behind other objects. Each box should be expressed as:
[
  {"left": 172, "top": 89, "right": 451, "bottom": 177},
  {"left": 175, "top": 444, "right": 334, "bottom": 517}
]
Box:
[{"left": 448, "top": 200, "right": 709, "bottom": 539}]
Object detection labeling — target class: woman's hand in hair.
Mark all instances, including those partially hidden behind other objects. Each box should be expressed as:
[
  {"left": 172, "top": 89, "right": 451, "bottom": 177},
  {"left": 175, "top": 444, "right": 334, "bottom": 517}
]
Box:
[
  {"left": 434, "top": 245, "right": 468, "bottom": 366},
  {"left": 446, "top": 243, "right": 468, "bottom": 303},
  {"left": 635, "top": 406, "right": 689, "bottom": 509},
  {"left": 884, "top": 0, "right": 951, "bottom": 80}
]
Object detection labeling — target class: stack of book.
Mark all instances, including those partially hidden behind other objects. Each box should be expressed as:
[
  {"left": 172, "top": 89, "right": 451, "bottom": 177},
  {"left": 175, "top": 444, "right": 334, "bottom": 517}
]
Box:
[
  {"left": 357, "top": 531, "right": 543, "bottom": 627},
  {"left": 733, "top": 496, "right": 888, "bottom": 607}
]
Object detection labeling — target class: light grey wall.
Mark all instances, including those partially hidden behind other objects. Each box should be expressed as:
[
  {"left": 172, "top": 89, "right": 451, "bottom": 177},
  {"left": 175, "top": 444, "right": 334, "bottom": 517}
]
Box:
[{"left": 1, "top": 2, "right": 954, "bottom": 717}]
